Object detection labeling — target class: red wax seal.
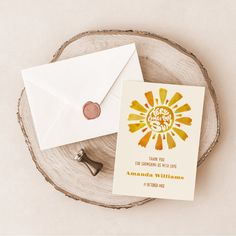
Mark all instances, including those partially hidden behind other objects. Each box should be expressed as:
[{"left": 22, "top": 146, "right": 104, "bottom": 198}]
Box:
[{"left": 83, "top": 101, "right": 101, "bottom": 120}]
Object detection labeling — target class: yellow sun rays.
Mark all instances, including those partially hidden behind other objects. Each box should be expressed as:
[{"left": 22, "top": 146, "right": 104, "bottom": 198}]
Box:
[
  {"left": 138, "top": 131, "right": 152, "bottom": 147},
  {"left": 159, "top": 88, "right": 167, "bottom": 104},
  {"left": 145, "top": 91, "right": 154, "bottom": 107},
  {"left": 128, "top": 88, "right": 192, "bottom": 150}
]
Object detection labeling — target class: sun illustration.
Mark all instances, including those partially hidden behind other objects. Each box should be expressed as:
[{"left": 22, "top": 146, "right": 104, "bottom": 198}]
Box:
[{"left": 128, "top": 88, "right": 192, "bottom": 150}]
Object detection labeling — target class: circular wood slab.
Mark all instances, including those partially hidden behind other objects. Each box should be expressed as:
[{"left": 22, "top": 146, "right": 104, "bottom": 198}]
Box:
[{"left": 17, "top": 30, "right": 220, "bottom": 209}]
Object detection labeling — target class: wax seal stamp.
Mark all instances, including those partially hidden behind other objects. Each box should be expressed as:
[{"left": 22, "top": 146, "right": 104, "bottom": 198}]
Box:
[
  {"left": 83, "top": 101, "right": 101, "bottom": 119},
  {"left": 74, "top": 149, "right": 103, "bottom": 176}
]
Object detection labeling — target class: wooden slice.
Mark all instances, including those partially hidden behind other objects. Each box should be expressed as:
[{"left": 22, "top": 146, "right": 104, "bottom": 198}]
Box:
[{"left": 17, "top": 30, "right": 220, "bottom": 209}]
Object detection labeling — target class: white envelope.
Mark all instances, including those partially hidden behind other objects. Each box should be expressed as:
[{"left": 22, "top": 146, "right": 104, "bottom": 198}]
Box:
[{"left": 22, "top": 43, "right": 144, "bottom": 150}]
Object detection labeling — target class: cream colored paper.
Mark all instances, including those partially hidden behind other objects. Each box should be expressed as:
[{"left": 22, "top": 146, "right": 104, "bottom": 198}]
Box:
[{"left": 113, "top": 81, "right": 205, "bottom": 200}]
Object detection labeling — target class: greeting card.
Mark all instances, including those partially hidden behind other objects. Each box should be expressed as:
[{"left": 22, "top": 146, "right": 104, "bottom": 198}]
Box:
[{"left": 113, "top": 81, "right": 205, "bottom": 200}]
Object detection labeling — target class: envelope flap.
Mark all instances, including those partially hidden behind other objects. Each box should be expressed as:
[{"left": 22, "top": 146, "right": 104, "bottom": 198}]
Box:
[{"left": 22, "top": 44, "right": 136, "bottom": 110}]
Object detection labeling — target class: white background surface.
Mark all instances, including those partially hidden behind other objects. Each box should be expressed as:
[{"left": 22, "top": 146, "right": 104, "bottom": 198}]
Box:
[{"left": 0, "top": 0, "right": 235, "bottom": 235}]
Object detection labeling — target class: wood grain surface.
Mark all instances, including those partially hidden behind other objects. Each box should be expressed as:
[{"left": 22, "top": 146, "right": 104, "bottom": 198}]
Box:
[{"left": 17, "top": 30, "right": 220, "bottom": 209}]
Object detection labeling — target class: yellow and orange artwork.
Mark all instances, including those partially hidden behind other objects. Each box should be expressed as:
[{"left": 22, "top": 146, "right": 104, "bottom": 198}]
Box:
[{"left": 128, "top": 88, "right": 192, "bottom": 150}]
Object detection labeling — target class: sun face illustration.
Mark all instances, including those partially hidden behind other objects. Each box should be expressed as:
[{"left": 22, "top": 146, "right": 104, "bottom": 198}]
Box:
[{"left": 128, "top": 88, "right": 192, "bottom": 150}]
